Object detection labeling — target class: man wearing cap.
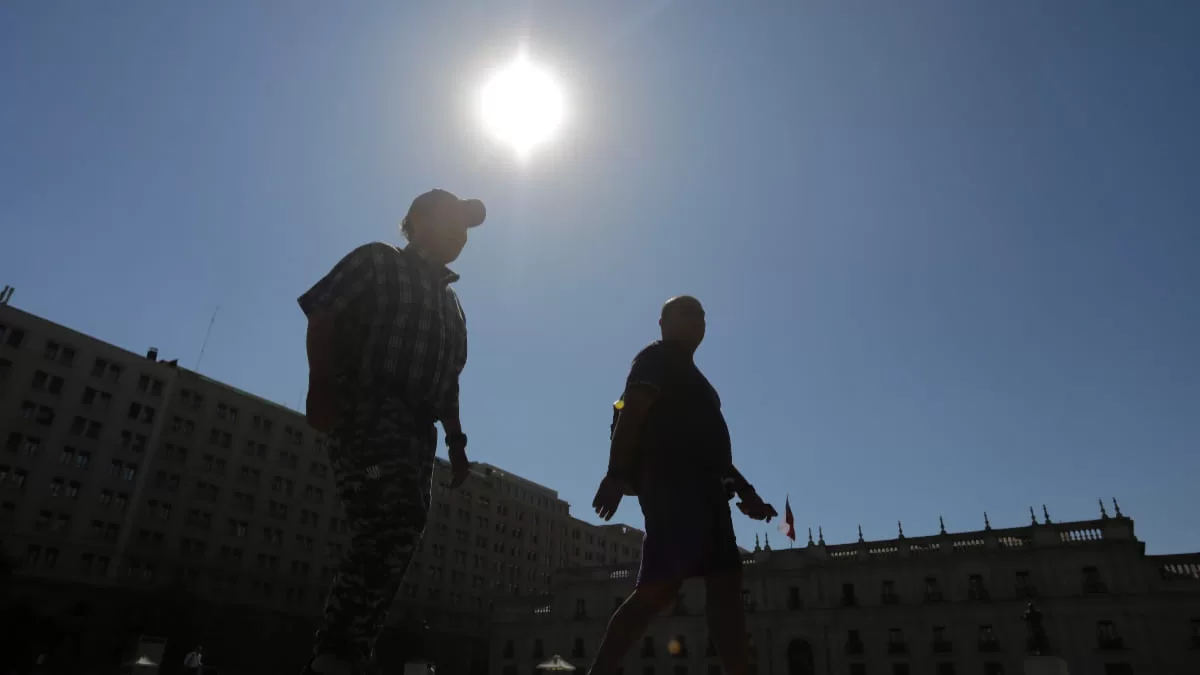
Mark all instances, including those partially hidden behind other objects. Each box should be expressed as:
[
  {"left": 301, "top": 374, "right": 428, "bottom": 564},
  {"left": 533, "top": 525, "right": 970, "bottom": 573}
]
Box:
[{"left": 298, "top": 189, "right": 486, "bottom": 675}]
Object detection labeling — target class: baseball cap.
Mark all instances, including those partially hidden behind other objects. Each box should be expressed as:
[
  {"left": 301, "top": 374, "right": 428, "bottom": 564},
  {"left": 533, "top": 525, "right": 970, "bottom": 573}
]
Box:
[{"left": 403, "top": 189, "right": 487, "bottom": 232}]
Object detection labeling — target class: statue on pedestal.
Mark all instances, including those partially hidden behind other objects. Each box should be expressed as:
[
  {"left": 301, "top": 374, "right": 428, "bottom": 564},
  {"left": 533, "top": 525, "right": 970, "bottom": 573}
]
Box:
[{"left": 1023, "top": 602, "right": 1049, "bottom": 655}]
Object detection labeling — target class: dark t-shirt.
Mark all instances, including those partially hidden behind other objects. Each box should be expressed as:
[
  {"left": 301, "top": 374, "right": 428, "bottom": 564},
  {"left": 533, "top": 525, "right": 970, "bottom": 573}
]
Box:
[{"left": 624, "top": 341, "right": 732, "bottom": 505}]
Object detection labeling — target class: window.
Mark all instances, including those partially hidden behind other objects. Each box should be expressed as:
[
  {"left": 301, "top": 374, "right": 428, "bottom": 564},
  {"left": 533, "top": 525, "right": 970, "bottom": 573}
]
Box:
[
  {"left": 136, "top": 374, "right": 164, "bottom": 396},
  {"left": 787, "top": 586, "right": 802, "bottom": 609},
  {"left": 891, "top": 665, "right": 910, "bottom": 675},
  {"left": 1015, "top": 570, "right": 1035, "bottom": 597},
  {"left": 4, "top": 326, "right": 26, "bottom": 348},
  {"left": 882, "top": 579, "right": 898, "bottom": 603},
  {"left": 572, "top": 637, "right": 586, "bottom": 658},
  {"left": 642, "top": 636, "right": 656, "bottom": 657},
  {"left": 932, "top": 625, "right": 951, "bottom": 651},
  {"left": 66, "top": 481, "right": 80, "bottom": 498},
  {"left": 841, "top": 583, "right": 857, "bottom": 606},
  {"left": 75, "top": 451, "right": 91, "bottom": 469},
  {"left": 48, "top": 477, "right": 64, "bottom": 497},
  {"left": 180, "top": 388, "right": 205, "bottom": 410},
  {"left": 127, "top": 403, "right": 156, "bottom": 425},
  {"left": 983, "top": 664, "right": 1004, "bottom": 675},
  {"left": 91, "top": 358, "right": 122, "bottom": 383},
  {"left": 936, "top": 664, "right": 957, "bottom": 675},
  {"left": 1097, "top": 620, "right": 1123, "bottom": 649},
  {"left": 8, "top": 432, "right": 43, "bottom": 456},
  {"left": 968, "top": 574, "right": 989, "bottom": 600},
  {"left": 1083, "top": 566, "right": 1107, "bottom": 593},
  {"left": 0, "top": 358, "right": 10, "bottom": 381},
  {"left": 924, "top": 576, "right": 943, "bottom": 601},
  {"left": 849, "top": 666, "right": 866, "bottom": 675},
  {"left": 888, "top": 628, "right": 907, "bottom": 654},
  {"left": 252, "top": 415, "right": 273, "bottom": 434},
  {"left": 148, "top": 500, "right": 172, "bottom": 520},
  {"left": 978, "top": 625, "right": 999, "bottom": 651}
]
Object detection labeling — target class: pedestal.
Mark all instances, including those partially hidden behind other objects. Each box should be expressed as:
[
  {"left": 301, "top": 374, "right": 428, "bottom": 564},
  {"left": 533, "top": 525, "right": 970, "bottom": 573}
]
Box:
[{"left": 1024, "top": 655, "right": 1069, "bottom": 675}]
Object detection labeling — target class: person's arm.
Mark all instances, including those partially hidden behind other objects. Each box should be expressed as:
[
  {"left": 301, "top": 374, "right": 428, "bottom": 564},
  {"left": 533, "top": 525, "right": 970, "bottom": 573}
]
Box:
[
  {"left": 297, "top": 243, "right": 388, "bottom": 429},
  {"left": 721, "top": 464, "right": 753, "bottom": 495},
  {"left": 440, "top": 377, "right": 463, "bottom": 438},
  {"left": 306, "top": 312, "right": 337, "bottom": 396},
  {"left": 606, "top": 344, "right": 667, "bottom": 485},
  {"left": 606, "top": 385, "right": 657, "bottom": 485}
]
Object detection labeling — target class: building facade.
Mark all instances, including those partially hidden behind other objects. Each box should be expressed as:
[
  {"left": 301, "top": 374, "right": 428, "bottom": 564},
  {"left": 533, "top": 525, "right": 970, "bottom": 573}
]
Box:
[
  {"left": 491, "top": 510, "right": 1200, "bottom": 675},
  {"left": 0, "top": 301, "right": 642, "bottom": 672}
]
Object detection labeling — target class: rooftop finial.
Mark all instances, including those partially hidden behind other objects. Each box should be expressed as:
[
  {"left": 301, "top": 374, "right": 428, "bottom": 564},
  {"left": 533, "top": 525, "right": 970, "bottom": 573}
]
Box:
[
  {"left": 1029, "top": 506, "right": 1038, "bottom": 526},
  {"left": 939, "top": 515, "right": 947, "bottom": 535},
  {"left": 984, "top": 512, "right": 992, "bottom": 530},
  {"left": 807, "top": 527, "right": 814, "bottom": 546},
  {"left": 897, "top": 521, "right": 905, "bottom": 539},
  {"left": 818, "top": 526, "right": 825, "bottom": 546},
  {"left": 764, "top": 533, "right": 771, "bottom": 551},
  {"left": 1099, "top": 499, "right": 1109, "bottom": 519},
  {"left": 1042, "top": 504, "right": 1052, "bottom": 524},
  {"left": 754, "top": 534, "right": 761, "bottom": 552},
  {"left": 857, "top": 525, "right": 864, "bottom": 543},
  {"left": 1112, "top": 497, "right": 1122, "bottom": 518}
]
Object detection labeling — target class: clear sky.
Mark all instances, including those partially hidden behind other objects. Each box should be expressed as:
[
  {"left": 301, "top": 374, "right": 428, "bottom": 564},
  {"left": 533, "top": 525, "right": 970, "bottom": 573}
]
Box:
[{"left": 2, "top": 1, "right": 1198, "bottom": 554}]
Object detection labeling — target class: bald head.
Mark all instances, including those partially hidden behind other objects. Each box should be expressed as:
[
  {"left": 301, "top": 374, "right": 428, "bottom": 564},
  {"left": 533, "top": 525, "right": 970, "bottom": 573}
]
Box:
[{"left": 659, "top": 295, "right": 706, "bottom": 348}]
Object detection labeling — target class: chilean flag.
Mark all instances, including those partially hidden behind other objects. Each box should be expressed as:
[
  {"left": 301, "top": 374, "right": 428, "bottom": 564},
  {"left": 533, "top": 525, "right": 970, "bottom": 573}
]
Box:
[{"left": 777, "top": 496, "right": 796, "bottom": 541}]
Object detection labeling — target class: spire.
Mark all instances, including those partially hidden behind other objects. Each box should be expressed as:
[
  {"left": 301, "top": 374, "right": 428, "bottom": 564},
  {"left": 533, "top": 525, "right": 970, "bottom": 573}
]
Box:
[
  {"left": 1042, "top": 504, "right": 1052, "bottom": 524},
  {"left": 764, "top": 533, "right": 772, "bottom": 551},
  {"left": 754, "top": 534, "right": 761, "bottom": 553},
  {"left": 1029, "top": 506, "right": 1038, "bottom": 526},
  {"left": 939, "top": 515, "right": 947, "bottom": 535},
  {"left": 807, "top": 527, "right": 814, "bottom": 546},
  {"left": 1112, "top": 498, "right": 1122, "bottom": 518},
  {"left": 1099, "top": 499, "right": 1109, "bottom": 519},
  {"left": 897, "top": 521, "right": 905, "bottom": 539},
  {"left": 817, "top": 526, "right": 825, "bottom": 546},
  {"left": 857, "top": 525, "right": 864, "bottom": 543},
  {"left": 984, "top": 512, "right": 992, "bottom": 530}
]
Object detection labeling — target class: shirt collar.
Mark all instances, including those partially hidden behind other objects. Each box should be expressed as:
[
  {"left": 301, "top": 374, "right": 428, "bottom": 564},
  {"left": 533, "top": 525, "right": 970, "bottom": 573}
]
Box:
[{"left": 404, "top": 244, "right": 461, "bottom": 285}]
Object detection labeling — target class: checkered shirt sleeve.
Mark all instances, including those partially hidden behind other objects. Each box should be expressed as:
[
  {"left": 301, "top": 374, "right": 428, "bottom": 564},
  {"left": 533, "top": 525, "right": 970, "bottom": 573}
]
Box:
[{"left": 297, "top": 243, "right": 389, "bottom": 318}]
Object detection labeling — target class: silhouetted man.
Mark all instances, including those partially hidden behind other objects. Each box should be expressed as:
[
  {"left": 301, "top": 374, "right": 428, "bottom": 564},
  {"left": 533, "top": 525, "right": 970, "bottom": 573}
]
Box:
[
  {"left": 299, "top": 189, "right": 485, "bottom": 675},
  {"left": 590, "top": 296, "right": 777, "bottom": 675}
]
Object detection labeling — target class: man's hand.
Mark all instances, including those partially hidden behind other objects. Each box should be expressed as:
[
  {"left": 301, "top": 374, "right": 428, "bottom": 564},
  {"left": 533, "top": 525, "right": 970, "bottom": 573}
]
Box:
[
  {"left": 592, "top": 475, "right": 624, "bottom": 521},
  {"left": 736, "top": 489, "right": 778, "bottom": 522},
  {"left": 447, "top": 437, "right": 470, "bottom": 489}
]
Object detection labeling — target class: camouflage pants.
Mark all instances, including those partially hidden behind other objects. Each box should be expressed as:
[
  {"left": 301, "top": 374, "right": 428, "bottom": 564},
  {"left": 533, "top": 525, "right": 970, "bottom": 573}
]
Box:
[{"left": 314, "top": 395, "right": 436, "bottom": 663}]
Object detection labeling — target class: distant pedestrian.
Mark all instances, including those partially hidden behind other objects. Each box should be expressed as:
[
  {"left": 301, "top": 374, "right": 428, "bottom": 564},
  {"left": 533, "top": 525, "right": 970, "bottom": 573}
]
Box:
[
  {"left": 299, "top": 189, "right": 485, "bottom": 675},
  {"left": 589, "top": 296, "right": 778, "bottom": 675},
  {"left": 183, "top": 646, "right": 203, "bottom": 675}
]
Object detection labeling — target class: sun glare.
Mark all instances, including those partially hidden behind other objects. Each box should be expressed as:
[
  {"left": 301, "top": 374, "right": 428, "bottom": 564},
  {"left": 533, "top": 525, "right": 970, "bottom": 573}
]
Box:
[{"left": 480, "top": 55, "right": 565, "bottom": 157}]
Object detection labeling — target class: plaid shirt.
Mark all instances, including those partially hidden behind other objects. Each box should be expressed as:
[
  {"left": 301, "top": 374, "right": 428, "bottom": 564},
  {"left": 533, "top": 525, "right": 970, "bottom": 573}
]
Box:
[{"left": 298, "top": 242, "right": 467, "bottom": 421}]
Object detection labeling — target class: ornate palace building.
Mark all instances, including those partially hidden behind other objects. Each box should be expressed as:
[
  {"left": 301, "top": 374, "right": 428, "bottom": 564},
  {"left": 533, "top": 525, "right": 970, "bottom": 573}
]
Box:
[{"left": 491, "top": 507, "right": 1200, "bottom": 675}]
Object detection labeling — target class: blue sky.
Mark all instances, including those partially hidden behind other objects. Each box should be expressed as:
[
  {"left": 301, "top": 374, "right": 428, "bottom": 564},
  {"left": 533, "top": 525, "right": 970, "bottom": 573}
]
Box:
[{"left": 2, "top": 1, "right": 1198, "bottom": 554}]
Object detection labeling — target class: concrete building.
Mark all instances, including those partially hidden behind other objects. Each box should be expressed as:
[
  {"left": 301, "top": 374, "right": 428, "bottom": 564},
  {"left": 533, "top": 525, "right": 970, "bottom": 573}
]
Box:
[
  {"left": 0, "top": 299, "right": 642, "bottom": 672},
  {"left": 491, "top": 508, "right": 1200, "bottom": 675}
]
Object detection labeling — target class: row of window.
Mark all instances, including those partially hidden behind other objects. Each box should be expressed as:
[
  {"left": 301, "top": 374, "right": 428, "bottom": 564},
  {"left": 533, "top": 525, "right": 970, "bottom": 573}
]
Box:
[
  {"left": 756, "top": 568, "right": 1108, "bottom": 613},
  {"left": 0, "top": 323, "right": 167, "bottom": 395}
]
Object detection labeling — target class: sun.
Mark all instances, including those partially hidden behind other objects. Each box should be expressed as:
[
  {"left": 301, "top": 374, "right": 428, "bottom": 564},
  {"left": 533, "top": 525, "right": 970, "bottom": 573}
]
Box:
[{"left": 480, "top": 55, "right": 565, "bottom": 157}]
